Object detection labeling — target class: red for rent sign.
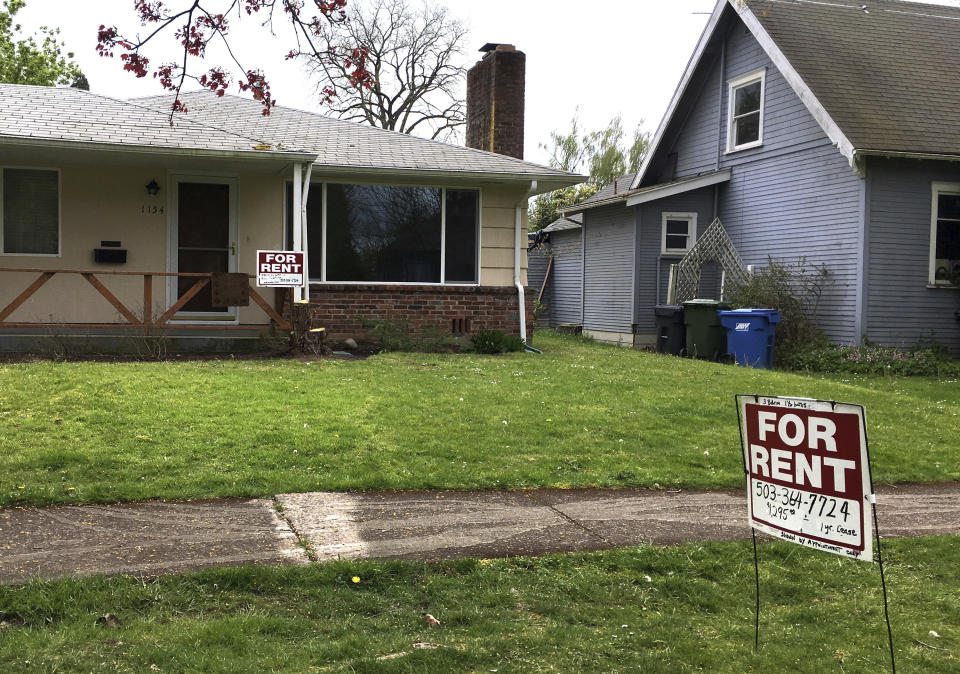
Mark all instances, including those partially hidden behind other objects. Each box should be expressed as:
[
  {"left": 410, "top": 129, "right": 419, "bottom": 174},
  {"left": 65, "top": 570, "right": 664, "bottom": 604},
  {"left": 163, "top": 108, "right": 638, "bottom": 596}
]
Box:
[
  {"left": 737, "top": 395, "right": 874, "bottom": 562},
  {"left": 257, "top": 250, "right": 304, "bottom": 287}
]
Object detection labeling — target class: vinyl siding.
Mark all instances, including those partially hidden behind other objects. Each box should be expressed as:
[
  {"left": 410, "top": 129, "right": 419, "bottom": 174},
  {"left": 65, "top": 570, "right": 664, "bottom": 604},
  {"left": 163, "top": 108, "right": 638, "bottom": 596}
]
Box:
[
  {"left": 548, "top": 229, "right": 584, "bottom": 326},
  {"left": 634, "top": 187, "right": 718, "bottom": 336},
  {"left": 527, "top": 246, "right": 552, "bottom": 326},
  {"left": 583, "top": 204, "right": 635, "bottom": 333},
  {"left": 673, "top": 57, "right": 722, "bottom": 177},
  {"left": 528, "top": 229, "right": 584, "bottom": 328},
  {"left": 866, "top": 158, "right": 960, "bottom": 355},
  {"left": 661, "top": 17, "right": 864, "bottom": 344}
]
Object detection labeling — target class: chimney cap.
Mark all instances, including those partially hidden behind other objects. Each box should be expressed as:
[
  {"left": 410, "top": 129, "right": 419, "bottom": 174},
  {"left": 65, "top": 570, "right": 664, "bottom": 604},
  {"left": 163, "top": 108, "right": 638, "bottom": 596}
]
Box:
[{"left": 479, "top": 43, "right": 516, "bottom": 53}]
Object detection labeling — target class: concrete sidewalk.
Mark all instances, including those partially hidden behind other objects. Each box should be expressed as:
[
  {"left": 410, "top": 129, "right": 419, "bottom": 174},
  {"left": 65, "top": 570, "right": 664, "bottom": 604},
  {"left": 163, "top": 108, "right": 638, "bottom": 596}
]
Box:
[{"left": 1, "top": 483, "right": 958, "bottom": 584}]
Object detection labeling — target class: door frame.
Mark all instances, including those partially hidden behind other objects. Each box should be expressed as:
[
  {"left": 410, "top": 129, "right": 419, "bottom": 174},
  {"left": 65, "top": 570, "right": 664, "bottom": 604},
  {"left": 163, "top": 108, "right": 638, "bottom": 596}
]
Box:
[{"left": 166, "top": 173, "right": 240, "bottom": 324}]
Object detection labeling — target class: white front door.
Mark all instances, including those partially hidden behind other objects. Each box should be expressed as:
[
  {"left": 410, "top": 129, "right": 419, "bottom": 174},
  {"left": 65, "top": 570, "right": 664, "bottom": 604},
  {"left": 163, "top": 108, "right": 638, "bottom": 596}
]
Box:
[{"left": 168, "top": 175, "right": 239, "bottom": 322}]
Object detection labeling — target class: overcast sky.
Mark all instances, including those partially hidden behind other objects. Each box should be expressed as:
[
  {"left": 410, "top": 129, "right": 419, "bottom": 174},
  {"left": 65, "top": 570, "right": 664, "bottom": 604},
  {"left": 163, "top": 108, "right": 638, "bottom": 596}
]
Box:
[{"left": 15, "top": 0, "right": 960, "bottom": 167}]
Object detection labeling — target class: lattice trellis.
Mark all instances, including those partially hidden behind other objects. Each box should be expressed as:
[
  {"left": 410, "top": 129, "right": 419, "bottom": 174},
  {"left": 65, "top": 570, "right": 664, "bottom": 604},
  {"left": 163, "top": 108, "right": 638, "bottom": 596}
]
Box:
[{"left": 667, "top": 218, "right": 749, "bottom": 304}]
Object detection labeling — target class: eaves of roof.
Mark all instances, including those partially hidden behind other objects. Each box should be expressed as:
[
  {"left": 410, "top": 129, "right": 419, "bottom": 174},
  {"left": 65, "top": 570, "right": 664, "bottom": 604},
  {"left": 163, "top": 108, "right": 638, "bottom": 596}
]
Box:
[
  {"left": 563, "top": 170, "right": 731, "bottom": 215},
  {"left": 308, "top": 163, "right": 587, "bottom": 190},
  {"left": 0, "top": 135, "right": 319, "bottom": 163}
]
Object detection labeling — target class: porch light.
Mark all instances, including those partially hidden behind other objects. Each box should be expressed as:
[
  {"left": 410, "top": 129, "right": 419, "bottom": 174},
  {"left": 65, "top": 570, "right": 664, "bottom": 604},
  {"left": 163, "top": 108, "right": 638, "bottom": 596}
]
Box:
[{"left": 145, "top": 179, "right": 161, "bottom": 196}]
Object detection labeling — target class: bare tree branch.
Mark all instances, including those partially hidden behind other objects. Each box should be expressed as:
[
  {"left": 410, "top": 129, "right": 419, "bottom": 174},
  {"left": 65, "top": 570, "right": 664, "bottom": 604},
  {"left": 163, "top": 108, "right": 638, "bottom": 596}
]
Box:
[
  {"left": 97, "top": 1, "right": 372, "bottom": 122},
  {"left": 304, "top": 0, "right": 466, "bottom": 142}
]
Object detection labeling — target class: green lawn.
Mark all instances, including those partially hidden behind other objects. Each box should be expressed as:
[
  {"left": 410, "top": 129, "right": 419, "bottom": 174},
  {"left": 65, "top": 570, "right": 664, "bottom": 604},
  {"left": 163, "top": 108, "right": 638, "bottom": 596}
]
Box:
[
  {"left": 0, "top": 537, "right": 956, "bottom": 672},
  {"left": 1, "top": 331, "right": 957, "bottom": 506}
]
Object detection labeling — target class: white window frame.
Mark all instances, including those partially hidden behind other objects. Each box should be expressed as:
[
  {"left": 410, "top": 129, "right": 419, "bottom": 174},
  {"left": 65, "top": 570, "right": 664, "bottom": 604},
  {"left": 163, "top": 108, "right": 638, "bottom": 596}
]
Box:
[
  {"left": 929, "top": 181, "right": 960, "bottom": 287},
  {"left": 0, "top": 166, "right": 62, "bottom": 257},
  {"left": 287, "top": 181, "right": 483, "bottom": 286},
  {"left": 661, "top": 212, "right": 697, "bottom": 256},
  {"left": 726, "top": 68, "right": 766, "bottom": 153}
]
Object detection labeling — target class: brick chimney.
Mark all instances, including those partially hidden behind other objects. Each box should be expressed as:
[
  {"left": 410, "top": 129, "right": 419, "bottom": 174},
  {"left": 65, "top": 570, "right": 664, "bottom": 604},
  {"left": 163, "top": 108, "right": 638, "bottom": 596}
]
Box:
[{"left": 465, "top": 43, "right": 526, "bottom": 159}]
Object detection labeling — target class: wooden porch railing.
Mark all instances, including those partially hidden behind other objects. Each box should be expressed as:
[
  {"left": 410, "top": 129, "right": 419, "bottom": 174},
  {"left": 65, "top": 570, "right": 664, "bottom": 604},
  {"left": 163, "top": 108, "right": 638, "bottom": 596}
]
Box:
[{"left": 0, "top": 268, "right": 291, "bottom": 331}]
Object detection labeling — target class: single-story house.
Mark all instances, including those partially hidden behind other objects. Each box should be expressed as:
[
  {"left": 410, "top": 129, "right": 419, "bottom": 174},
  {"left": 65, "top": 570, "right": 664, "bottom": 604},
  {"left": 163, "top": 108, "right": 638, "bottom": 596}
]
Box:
[
  {"left": 0, "top": 44, "right": 583, "bottom": 352},
  {"left": 546, "top": 0, "right": 960, "bottom": 355}
]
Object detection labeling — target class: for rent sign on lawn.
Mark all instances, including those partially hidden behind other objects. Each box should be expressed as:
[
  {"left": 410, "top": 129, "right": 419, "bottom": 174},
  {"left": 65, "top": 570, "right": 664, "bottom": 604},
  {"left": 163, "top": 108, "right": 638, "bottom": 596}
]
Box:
[
  {"left": 257, "top": 251, "right": 304, "bottom": 287},
  {"left": 737, "top": 395, "right": 874, "bottom": 561}
]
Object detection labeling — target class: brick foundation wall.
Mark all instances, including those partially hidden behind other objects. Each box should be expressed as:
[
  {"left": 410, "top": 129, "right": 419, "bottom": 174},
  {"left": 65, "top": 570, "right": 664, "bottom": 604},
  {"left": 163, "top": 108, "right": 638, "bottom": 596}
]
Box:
[{"left": 308, "top": 284, "right": 535, "bottom": 344}]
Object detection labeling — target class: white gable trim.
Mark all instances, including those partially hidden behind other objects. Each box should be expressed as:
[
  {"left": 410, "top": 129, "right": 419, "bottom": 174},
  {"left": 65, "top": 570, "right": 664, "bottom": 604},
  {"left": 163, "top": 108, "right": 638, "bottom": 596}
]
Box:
[
  {"left": 733, "top": 0, "right": 856, "bottom": 167},
  {"left": 631, "top": 0, "right": 728, "bottom": 190},
  {"left": 632, "top": 0, "right": 858, "bottom": 190},
  {"left": 626, "top": 169, "right": 731, "bottom": 207}
]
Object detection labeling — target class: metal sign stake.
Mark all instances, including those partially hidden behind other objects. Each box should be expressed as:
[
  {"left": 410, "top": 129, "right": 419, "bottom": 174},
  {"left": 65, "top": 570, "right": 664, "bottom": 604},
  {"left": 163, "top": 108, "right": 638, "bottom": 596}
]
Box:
[{"left": 735, "top": 394, "right": 896, "bottom": 670}]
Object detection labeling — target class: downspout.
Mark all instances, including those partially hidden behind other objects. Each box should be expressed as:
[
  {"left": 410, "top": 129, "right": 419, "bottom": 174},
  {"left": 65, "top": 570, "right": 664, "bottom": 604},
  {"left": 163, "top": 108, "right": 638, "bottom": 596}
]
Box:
[
  {"left": 515, "top": 180, "right": 539, "bottom": 352},
  {"left": 300, "top": 162, "right": 314, "bottom": 303}
]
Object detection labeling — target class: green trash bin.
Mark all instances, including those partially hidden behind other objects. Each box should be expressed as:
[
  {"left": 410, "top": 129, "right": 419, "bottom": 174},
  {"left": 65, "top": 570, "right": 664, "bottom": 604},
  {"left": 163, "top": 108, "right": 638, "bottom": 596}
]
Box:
[{"left": 682, "top": 299, "right": 731, "bottom": 360}]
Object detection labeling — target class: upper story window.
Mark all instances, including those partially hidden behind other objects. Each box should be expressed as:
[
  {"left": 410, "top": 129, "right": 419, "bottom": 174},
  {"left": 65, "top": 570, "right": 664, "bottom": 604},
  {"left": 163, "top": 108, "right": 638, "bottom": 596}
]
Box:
[
  {"left": 286, "top": 182, "right": 480, "bottom": 284},
  {"left": 727, "top": 68, "right": 766, "bottom": 153},
  {"left": 1, "top": 168, "right": 60, "bottom": 255},
  {"left": 930, "top": 182, "right": 960, "bottom": 287},
  {"left": 662, "top": 212, "right": 696, "bottom": 255}
]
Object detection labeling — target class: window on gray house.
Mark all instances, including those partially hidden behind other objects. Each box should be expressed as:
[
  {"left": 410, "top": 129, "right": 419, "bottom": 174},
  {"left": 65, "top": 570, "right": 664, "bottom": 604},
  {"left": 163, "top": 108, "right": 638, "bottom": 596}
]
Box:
[
  {"left": 2, "top": 168, "right": 59, "bottom": 255},
  {"left": 727, "top": 69, "right": 766, "bottom": 152},
  {"left": 932, "top": 184, "right": 960, "bottom": 286},
  {"left": 662, "top": 212, "right": 696, "bottom": 255}
]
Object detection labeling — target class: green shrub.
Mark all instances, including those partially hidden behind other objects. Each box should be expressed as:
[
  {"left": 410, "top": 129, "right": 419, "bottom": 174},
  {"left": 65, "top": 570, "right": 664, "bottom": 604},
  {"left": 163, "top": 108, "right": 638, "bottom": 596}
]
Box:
[
  {"left": 785, "top": 341, "right": 960, "bottom": 377},
  {"left": 726, "top": 257, "right": 831, "bottom": 365},
  {"left": 359, "top": 317, "right": 461, "bottom": 353},
  {"left": 470, "top": 330, "right": 525, "bottom": 354}
]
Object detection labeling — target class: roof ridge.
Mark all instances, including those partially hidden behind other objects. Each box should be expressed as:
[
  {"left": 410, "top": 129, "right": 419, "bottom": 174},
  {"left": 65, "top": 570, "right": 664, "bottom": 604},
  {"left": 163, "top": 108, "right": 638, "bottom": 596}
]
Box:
[{"left": 130, "top": 89, "right": 576, "bottom": 176}]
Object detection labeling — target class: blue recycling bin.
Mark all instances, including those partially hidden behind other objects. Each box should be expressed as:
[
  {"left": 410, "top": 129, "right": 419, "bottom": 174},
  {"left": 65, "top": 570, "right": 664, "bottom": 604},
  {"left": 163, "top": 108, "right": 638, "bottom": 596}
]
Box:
[{"left": 718, "top": 309, "right": 781, "bottom": 369}]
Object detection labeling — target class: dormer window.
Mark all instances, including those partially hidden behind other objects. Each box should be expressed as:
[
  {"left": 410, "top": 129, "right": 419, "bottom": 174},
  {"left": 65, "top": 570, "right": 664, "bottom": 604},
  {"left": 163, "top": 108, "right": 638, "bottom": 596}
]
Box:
[{"left": 727, "top": 68, "right": 766, "bottom": 152}]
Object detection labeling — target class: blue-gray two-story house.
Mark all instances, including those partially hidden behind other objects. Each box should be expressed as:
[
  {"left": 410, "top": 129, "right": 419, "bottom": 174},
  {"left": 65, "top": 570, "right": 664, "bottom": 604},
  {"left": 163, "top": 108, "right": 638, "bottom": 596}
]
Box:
[{"left": 558, "top": 0, "right": 960, "bottom": 355}]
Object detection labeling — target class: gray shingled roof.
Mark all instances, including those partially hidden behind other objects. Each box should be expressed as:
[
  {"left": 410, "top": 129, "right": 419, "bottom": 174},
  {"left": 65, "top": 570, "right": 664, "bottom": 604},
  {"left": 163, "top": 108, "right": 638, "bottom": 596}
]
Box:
[
  {"left": 576, "top": 174, "right": 638, "bottom": 207},
  {"left": 543, "top": 213, "right": 583, "bottom": 233},
  {"left": 748, "top": 0, "right": 960, "bottom": 156},
  {"left": 0, "top": 83, "right": 312, "bottom": 157},
  {"left": 133, "top": 91, "right": 581, "bottom": 181}
]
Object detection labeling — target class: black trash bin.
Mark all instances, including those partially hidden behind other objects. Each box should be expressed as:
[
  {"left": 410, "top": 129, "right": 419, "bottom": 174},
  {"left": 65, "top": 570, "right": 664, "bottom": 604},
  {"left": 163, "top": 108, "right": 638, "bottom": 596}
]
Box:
[{"left": 654, "top": 305, "right": 686, "bottom": 355}]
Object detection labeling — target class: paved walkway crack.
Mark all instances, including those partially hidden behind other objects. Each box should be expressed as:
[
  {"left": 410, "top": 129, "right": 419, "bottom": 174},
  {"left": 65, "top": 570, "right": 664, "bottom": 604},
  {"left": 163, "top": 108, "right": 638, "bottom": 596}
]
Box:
[
  {"left": 272, "top": 497, "right": 317, "bottom": 563},
  {"left": 523, "top": 491, "right": 615, "bottom": 548}
]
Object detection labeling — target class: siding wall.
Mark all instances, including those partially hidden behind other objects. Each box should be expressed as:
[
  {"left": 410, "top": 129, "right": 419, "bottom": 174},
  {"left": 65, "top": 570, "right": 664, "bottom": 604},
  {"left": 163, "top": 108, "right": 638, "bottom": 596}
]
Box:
[
  {"left": 547, "top": 229, "right": 585, "bottom": 326},
  {"left": 527, "top": 245, "right": 552, "bottom": 326},
  {"left": 528, "top": 229, "right": 584, "bottom": 329},
  {"left": 866, "top": 158, "right": 960, "bottom": 355},
  {"left": 583, "top": 205, "right": 635, "bottom": 333},
  {"left": 634, "top": 187, "right": 717, "bottom": 336},
  {"left": 662, "top": 18, "right": 864, "bottom": 344}
]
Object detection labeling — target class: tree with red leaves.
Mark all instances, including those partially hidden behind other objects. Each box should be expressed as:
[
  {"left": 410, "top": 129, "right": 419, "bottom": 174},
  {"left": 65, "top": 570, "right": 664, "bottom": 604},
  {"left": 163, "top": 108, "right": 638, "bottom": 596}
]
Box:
[{"left": 97, "top": 1, "right": 372, "bottom": 119}]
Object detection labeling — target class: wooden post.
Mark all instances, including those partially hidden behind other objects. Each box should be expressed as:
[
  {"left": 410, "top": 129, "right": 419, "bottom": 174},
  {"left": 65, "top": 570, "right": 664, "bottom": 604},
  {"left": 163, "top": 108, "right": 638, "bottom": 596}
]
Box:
[{"left": 143, "top": 275, "right": 153, "bottom": 328}]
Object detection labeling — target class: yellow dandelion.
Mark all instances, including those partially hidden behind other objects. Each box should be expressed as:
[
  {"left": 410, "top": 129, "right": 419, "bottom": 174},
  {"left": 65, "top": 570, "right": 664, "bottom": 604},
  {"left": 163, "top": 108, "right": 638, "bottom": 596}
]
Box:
[{"left": 351, "top": 576, "right": 360, "bottom": 584}]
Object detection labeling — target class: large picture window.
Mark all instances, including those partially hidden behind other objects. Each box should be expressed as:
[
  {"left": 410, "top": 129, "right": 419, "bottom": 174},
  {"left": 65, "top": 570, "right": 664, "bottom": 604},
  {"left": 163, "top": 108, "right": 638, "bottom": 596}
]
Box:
[
  {"left": 1, "top": 168, "right": 59, "bottom": 255},
  {"left": 287, "top": 183, "right": 479, "bottom": 284},
  {"left": 930, "top": 182, "right": 960, "bottom": 286},
  {"left": 727, "top": 69, "right": 766, "bottom": 153}
]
